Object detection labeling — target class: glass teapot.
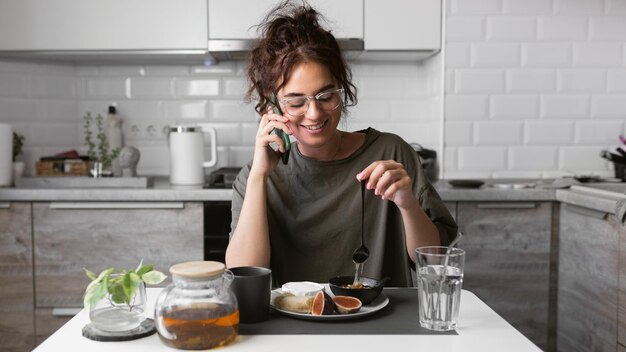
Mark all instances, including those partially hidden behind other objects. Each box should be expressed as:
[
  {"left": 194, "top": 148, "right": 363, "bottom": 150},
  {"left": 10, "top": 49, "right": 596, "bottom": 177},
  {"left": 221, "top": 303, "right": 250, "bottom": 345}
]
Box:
[{"left": 154, "top": 261, "right": 239, "bottom": 350}]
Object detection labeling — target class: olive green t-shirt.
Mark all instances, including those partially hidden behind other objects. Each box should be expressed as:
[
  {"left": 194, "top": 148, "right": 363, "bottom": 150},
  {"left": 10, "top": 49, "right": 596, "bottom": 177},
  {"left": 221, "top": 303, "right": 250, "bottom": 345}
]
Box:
[{"left": 230, "top": 128, "right": 457, "bottom": 287}]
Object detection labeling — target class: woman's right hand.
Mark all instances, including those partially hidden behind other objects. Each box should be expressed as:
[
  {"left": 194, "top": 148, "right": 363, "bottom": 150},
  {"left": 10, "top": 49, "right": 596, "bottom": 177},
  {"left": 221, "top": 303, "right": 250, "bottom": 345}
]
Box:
[{"left": 250, "top": 111, "right": 292, "bottom": 177}]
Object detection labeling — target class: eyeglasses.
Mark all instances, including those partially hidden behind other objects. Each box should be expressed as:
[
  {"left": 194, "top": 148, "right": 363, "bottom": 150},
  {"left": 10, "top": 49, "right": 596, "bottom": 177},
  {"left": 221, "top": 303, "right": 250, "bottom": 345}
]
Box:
[{"left": 278, "top": 88, "right": 344, "bottom": 117}]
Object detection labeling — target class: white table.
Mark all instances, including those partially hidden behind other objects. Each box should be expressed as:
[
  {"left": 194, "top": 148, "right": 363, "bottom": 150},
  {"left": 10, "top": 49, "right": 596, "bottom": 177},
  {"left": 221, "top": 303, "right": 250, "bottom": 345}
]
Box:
[{"left": 35, "top": 288, "right": 540, "bottom": 352}]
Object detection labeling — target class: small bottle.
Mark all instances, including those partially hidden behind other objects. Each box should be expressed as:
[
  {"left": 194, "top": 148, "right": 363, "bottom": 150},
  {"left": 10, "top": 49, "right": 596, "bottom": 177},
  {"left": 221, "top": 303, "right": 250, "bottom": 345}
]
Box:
[{"left": 106, "top": 105, "right": 123, "bottom": 176}]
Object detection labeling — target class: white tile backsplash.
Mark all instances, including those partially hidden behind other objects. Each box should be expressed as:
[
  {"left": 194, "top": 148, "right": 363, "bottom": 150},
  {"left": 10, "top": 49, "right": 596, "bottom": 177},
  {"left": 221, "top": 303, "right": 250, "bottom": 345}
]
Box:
[
  {"left": 537, "top": 16, "right": 587, "bottom": 41},
  {"left": 490, "top": 95, "right": 539, "bottom": 119},
  {"left": 557, "top": 69, "right": 607, "bottom": 92},
  {"left": 474, "top": 121, "right": 524, "bottom": 145},
  {"left": 507, "top": 69, "right": 556, "bottom": 92},
  {"left": 574, "top": 120, "right": 625, "bottom": 144},
  {"left": 164, "top": 100, "right": 208, "bottom": 120},
  {"left": 524, "top": 121, "right": 575, "bottom": 145},
  {"left": 503, "top": 0, "right": 553, "bottom": 14},
  {"left": 573, "top": 43, "right": 624, "bottom": 67},
  {"left": 471, "top": 43, "right": 521, "bottom": 67},
  {"left": 591, "top": 95, "right": 626, "bottom": 118},
  {"left": 451, "top": 0, "right": 502, "bottom": 15},
  {"left": 509, "top": 147, "right": 558, "bottom": 170},
  {"left": 455, "top": 69, "right": 505, "bottom": 93},
  {"left": 541, "top": 95, "right": 589, "bottom": 119},
  {"left": 130, "top": 77, "right": 174, "bottom": 98},
  {"left": 2, "top": 0, "right": 626, "bottom": 179},
  {"left": 444, "top": 1, "right": 625, "bottom": 178},
  {"left": 607, "top": 70, "right": 626, "bottom": 92},
  {"left": 555, "top": 0, "right": 605, "bottom": 15},
  {"left": 522, "top": 43, "right": 571, "bottom": 67},
  {"left": 175, "top": 78, "right": 220, "bottom": 97},
  {"left": 446, "top": 17, "right": 485, "bottom": 42},
  {"left": 486, "top": 17, "right": 537, "bottom": 41}
]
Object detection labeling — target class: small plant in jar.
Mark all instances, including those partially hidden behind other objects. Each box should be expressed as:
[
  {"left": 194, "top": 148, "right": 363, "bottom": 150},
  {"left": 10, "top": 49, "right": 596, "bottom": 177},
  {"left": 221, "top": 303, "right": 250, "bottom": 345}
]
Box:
[
  {"left": 83, "top": 260, "right": 166, "bottom": 332},
  {"left": 83, "top": 112, "right": 120, "bottom": 177}
]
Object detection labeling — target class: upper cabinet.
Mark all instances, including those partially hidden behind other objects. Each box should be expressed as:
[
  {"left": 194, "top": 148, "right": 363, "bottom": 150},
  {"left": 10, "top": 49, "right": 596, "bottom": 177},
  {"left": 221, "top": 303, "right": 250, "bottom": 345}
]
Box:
[
  {"left": 0, "top": 0, "right": 441, "bottom": 62},
  {"left": 209, "top": 0, "right": 363, "bottom": 39},
  {"left": 0, "top": 0, "right": 207, "bottom": 51},
  {"left": 208, "top": 0, "right": 440, "bottom": 53},
  {"left": 364, "top": 0, "right": 441, "bottom": 51}
]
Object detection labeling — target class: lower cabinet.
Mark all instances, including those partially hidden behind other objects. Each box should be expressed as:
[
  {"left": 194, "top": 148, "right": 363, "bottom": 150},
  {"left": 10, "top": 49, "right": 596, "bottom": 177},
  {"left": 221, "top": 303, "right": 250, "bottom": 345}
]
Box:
[
  {"left": 619, "top": 222, "right": 626, "bottom": 348},
  {"left": 558, "top": 204, "right": 620, "bottom": 352},
  {"left": 456, "top": 201, "right": 554, "bottom": 351},
  {"left": 0, "top": 202, "right": 34, "bottom": 352},
  {"left": 32, "top": 201, "right": 204, "bottom": 346}
]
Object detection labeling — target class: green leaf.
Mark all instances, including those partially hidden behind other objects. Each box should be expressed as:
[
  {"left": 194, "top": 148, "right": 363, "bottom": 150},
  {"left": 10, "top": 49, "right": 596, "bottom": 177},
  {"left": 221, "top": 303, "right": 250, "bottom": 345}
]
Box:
[
  {"left": 83, "top": 281, "right": 108, "bottom": 309},
  {"left": 122, "top": 272, "right": 140, "bottom": 301},
  {"left": 141, "top": 270, "right": 167, "bottom": 285},
  {"left": 136, "top": 264, "right": 154, "bottom": 277},
  {"left": 109, "top": 281, "right": 128, "bottom": 305},
  {"left": 84, "top": 268, "right": 97, "bottom": 281}
]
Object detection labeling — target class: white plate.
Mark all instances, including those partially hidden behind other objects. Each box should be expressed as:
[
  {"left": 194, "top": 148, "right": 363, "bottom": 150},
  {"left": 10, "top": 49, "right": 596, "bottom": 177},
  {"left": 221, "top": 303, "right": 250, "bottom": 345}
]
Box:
[{"left": 270, "top": 285, "right": 389, "bottom": 321}]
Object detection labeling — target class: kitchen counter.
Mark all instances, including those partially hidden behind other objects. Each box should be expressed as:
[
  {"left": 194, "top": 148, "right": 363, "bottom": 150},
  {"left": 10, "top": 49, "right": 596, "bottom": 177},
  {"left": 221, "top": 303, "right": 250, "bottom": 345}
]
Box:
[
  {"left": 1, "top": 178, "right": 624, "bottom": 216},
  {"left": 0, "top": 177, "right": 233, "bottom": 201}
]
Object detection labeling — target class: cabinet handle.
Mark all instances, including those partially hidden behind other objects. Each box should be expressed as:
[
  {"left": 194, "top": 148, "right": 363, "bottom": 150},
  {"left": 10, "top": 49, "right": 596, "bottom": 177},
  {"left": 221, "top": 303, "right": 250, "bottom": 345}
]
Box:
[
  {"left": 0, "top": 202, "right": 10, "bottom": 209},
  {"left": 49, "top": 202, "right": 184, "bottom": 209},
  {"left": 476, "top": 202, "right": 537, "bottom": 209},
  {"left": 52, "top": 307, "right": 82, "bottom": 317},
  {"left": 564, "top": 204, "right": 608, "bottom": 220}
]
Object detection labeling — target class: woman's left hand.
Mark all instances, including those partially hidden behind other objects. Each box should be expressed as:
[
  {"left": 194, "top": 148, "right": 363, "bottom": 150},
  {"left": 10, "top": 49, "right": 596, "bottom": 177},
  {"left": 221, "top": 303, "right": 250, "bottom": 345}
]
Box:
[{"left": 357, "top": 160, "right": 418, "bottom": 210}]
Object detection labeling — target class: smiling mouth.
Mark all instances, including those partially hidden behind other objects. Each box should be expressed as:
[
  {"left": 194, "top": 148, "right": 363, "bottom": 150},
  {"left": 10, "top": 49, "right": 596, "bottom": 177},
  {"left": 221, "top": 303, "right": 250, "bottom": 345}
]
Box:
[{"left": 302, "top": 120, "right": 327, "bottom": 131}]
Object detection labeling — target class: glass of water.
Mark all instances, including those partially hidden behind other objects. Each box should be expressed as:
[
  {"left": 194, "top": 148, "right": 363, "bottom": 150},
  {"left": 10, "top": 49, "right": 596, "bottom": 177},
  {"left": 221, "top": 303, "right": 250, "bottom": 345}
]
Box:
[{"left": 415, "top": 246, "right": 465, "bottom": 331}]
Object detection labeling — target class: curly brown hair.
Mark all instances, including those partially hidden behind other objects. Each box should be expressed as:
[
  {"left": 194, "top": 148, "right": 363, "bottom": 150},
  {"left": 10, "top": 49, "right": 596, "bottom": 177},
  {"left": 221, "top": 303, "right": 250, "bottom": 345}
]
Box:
[{"left": 245, "top": 0, "right": 357, "bottom": 115}]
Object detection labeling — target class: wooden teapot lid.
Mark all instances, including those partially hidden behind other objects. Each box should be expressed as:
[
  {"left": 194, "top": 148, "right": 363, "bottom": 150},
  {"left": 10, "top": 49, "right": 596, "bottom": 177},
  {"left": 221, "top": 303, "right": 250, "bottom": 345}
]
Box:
[{"left": 169, "top": 261, "right": 225, "bottom": 278}]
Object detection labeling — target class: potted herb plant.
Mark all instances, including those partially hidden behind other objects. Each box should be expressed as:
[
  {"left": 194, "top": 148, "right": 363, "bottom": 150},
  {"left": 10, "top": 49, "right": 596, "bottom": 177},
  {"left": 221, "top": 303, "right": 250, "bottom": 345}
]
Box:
[
  {"left": 83, "top": 261, "right": 166, "bottom": 332},
  {"left": 83, "top": 112, "right": 121, "bottom": 177},
  {"left": 12, "top": 132, "right": 25, "bottom": 183}
]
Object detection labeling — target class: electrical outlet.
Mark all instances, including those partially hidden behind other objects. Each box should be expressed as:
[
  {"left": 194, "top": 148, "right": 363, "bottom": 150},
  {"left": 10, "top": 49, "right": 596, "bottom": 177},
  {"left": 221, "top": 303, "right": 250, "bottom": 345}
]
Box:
[
  {"left": 146, "top": 124, "right": 158, "bottom": 138},
  {"left": 125, "top": 122, "right": 143, "bottom": 140}
]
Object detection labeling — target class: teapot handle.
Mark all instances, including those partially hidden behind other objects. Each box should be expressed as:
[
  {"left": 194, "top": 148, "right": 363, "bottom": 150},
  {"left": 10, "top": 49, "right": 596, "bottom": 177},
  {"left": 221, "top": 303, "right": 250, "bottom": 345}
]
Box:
[
  {"left": 223, "top": 269, "right": 234, "bottom": 288},
  {"left": 200, "top": 127, "right": 217, "bottom": 168}
]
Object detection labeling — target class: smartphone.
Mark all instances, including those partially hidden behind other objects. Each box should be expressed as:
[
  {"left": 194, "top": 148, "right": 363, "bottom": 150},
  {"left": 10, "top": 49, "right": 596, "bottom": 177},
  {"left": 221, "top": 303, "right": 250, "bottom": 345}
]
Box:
[{"left": 270, "top": 93, "right": 291, "bottom": 165}]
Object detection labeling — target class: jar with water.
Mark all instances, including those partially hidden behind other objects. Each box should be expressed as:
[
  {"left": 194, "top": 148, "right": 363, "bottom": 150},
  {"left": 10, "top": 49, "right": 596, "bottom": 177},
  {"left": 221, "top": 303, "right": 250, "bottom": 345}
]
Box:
[{"left": 88, "top": 276, "right": 148, "bottom": 332}]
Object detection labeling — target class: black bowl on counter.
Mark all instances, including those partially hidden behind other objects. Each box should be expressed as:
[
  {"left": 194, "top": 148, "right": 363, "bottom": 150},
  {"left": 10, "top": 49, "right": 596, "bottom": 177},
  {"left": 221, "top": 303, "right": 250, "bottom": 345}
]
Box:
[{"left": 328, "top": 276, "right": 390, "bottom": 305}]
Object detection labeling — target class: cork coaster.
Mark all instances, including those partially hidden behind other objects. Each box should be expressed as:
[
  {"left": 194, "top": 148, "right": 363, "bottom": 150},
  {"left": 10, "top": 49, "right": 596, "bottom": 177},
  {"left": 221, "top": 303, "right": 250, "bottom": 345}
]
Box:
[{"left": 82, "top": 318, "right": 156, "bottom": 342}]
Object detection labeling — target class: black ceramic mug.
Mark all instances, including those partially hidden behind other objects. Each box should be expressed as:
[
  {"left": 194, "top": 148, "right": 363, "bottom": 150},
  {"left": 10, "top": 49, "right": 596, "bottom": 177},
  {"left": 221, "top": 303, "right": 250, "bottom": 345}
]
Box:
[{"left": 230, "top": 266, "right": 272, "bottom": 324}]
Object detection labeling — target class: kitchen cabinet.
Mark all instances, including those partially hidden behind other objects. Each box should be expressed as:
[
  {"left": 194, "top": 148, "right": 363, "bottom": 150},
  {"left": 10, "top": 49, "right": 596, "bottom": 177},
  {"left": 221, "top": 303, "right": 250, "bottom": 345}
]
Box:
[
  {"left": 558, "top": 204, "right": 620, "bottom": 352},
  {"left": 0, "top": 202, "right": 34, "bottom": 352},
  {"left": 0, "top": 0, "right": 207, "bottom": 51},
  {"left": 456, "top": 201, "right": 554, "bottom": 351},
  {"left": 208, "top": 0, "right": 363, "bottom": 40},
  {"left": 364, "top": 0, "right": 441, "bottom": 51},
  {"left": 616, "top": 212, "right": 626, "bottom": 348},
  {"left": 32, "top": 201, "right": 203, "bottom": 344}
]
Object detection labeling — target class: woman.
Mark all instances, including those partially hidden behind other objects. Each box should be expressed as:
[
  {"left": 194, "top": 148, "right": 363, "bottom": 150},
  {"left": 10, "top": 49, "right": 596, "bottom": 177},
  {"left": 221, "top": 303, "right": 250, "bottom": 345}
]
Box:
[{"left": 225, "top": 1, "right": 457, "bottom": 287}]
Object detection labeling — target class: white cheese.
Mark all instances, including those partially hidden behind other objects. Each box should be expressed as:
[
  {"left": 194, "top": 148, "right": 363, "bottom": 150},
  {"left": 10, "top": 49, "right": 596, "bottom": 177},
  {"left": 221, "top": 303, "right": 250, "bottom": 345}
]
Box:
[{"left": 281, "top": 281, "right": 324, "bottom": 297}]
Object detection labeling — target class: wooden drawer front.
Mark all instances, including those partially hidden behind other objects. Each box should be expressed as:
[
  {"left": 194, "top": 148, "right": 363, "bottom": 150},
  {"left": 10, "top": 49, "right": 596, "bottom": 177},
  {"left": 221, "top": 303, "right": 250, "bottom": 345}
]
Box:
[
  {"left": 457, "top": 202, "right": 552, "bottom": 351},
  {"left": 558, "top": 205, "right": 619, "bottom": 352},
  {"left": 33, "top": 202, "right": 203, "bottom": 307},
  {"left": 34, "top": 308, "right": 73, "bottom": 347},
  {"left": 617, "top": 222, "right": 626, "bottom": 347},
  {"left": 0, "top": 202, "right": 34, "bottom": 352}
]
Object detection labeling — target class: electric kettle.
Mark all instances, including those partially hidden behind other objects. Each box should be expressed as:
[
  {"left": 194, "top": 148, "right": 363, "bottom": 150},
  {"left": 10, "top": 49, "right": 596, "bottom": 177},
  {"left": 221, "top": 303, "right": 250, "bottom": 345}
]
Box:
[{"left": 166, "top": 125, "right": 217, "bottom": 186}]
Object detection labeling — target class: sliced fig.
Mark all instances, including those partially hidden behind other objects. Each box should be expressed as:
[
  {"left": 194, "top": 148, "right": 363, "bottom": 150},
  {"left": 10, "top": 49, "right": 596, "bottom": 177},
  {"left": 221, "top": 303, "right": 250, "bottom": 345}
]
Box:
[
  {"left": 311, "top": 290, "right": 335, "bottom": 316},
  {"left": 332, "top": 296, "right": 362, "bottom": 314}
]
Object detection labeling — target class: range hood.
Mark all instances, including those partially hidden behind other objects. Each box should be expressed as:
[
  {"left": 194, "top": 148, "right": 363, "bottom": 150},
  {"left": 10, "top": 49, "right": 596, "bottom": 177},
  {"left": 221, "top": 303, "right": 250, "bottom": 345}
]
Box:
[{"left": 208, "top": 38, "right": 365, "bottom": 60}]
